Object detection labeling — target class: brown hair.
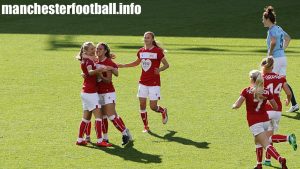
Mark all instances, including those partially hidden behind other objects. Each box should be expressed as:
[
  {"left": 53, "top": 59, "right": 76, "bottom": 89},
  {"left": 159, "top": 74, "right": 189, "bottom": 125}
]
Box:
[
  {"left": 96, "top": 42, "right": 116, "bottom": 59},
  {"left": 263, "top": 6, "right": 276, "bottom": 24},
  {"left": 144, "top": 31, "right": 163, "bottom": 50}
]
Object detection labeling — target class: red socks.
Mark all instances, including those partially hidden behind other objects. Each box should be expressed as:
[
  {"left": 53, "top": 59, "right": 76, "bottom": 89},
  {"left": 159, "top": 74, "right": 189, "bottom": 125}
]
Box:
[
  {"left": 78, "top": 118, "right": 89, "bottom": 139},
  {"left": 256, "top": 144, "right": 263, "bottom": 165},
  {"left": 266, "top": 145, "right": 281, "bottom": 161},
  {"left": 156, "top": 106, "right": 165, "bottom": 113},
  {"left": 109, "top": 115, "right": 126, "bottom": 133},
  {"left": 140, "top": 110, "right": 148, "bottom": 127},
  {"left": 265, "top": 143, "right": 272, "bottom": 161},
  {"left": 102, "top": 116, "right": 108, "bottom": 135},
  {"left": 270, "top": 134, "right": 288, "bottom": 143},
  {"left": 95, "top": 118, "right": 103, "bottom": 141},
  {"left": 85, "top": 121, "right": 91, "bottom": 137}
]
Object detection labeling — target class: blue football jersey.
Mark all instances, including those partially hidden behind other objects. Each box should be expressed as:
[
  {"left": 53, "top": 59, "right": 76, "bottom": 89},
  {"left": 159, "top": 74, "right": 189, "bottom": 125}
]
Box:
[{"left": 267, "top": 25, "right": 287, "bottom": 58}]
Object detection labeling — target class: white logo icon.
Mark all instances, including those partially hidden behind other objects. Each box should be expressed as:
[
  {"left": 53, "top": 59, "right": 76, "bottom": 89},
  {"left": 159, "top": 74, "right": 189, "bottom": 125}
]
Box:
[{"left": 141, "top": 59, "right": 152, "bottom": 72}]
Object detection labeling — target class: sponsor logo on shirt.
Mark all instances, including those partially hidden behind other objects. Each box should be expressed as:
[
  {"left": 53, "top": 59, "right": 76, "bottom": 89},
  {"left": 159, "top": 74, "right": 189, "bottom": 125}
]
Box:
[{"left": 140, "top": 52, "right": 157, "bottom": 59}]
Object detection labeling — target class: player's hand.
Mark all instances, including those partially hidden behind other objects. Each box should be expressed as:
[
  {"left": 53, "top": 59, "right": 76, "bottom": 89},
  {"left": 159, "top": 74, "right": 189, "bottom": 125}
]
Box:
[
  {"left": 106, "top": 66, "right": 115, "bottom": 71},
  {"left": 154, "top": 68, "right": 160, "bottom": 75},
  {"left": 232, "top": 104, "right": 237, "bottom": 109},
  {"left": 117, "top": 63, "right": 124, "bottom": 68},
  {"left": 285, "top": 99, "right": 290, "bottom": 106},
  {"left": 81, "top": 73, "right": 87, "bottom": 79},
  {"left": 96, "top": 65, "right": 108, "bottom": 72}
]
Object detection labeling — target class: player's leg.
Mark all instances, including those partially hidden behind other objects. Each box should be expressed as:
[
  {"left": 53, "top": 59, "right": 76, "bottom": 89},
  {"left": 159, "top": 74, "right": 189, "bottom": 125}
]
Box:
[
  {"left": 254, "top": 121, "right": 288, "bottom": 169},
  {"left": 84, "top": 112, "right": 92, "bottom": 142},
  {"left": 286, "top": 83, "right": 299, "bottom": 112},
  {"left": 76, "top": 110, "right": 91, "bottom": 146},
  {"left": 276, "top": 57, "right": 298, "bottom": 112},
  {"left": 92, "top": 107, "right": 112, "bottom": 147},
  {"left": 138, "top": 84, "right": 150, "bottom": 132},
  {"left": 149, "top": 86, "right": 168, "bottom": 124},
  {"left": 77, "top": 93, "right": 94, "bottom": 145},
  {"left": 98, "top": 94, "right": 109, "bottom": 142}
]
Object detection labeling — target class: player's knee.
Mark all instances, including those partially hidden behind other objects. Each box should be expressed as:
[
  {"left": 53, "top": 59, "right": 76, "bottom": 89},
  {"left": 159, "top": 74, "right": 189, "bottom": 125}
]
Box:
[{"left": 150, "top": 104, "right": 157, "bottom": 111}]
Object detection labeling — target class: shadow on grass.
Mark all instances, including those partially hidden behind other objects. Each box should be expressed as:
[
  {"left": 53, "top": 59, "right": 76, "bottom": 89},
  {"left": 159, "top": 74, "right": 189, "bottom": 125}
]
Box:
[
  {"left": 282, "top": 112, "right": 300, "bottom": 120},
  {"left": 116, "top": 45, "right": 143, "bottom": 50},
  {"left": 182, "top": 47, "right": 230, "bottom": 52},
  {"left": 265, "top": 164, "right": 282, "bottom": 169},
  {"left": 85, "top": 141, "right": 162, "bottom": 164},
  {"left": 148, "top": 130, "right": 210, "bottom": 149},
  {"left": 47, "top": 35, "right": 80, "bottom": 50},
  {"left": 251, "top": 49, "right": 300, "bottom": 54}
]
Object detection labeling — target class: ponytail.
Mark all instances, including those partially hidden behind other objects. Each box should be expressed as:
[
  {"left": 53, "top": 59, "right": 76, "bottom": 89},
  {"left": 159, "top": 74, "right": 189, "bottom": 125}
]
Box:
[
  {"left": 261, "top": 57, "right": 274, "bottom": 70},
  {"left": 263, "top": 6, "right": 276, "bottom": 24},
  {"left": 249, "top": 70, "right": 264, "bottom": 102},
  {"left": 76, "top": 46, "right": 84, "bottom": 61}
]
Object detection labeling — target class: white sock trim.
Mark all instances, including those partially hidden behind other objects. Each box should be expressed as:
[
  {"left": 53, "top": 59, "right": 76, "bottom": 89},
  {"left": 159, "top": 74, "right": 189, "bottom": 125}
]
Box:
[
  {"left": 108, "top": 115, "right": 116, "bottom": 121},
  {"left": 97, "top": 138, "right": 103, "bottom": 143},
  {"left": 103, "top": 134, "right": 108, "bottom": 140},
  {"left": 268, "top": 136, "right": 272, "bottom": 143},
  {"left": 95, "top": 118, "right": 102, "bottom": 122},
  {"left": 140, "top": 110, "right": 147, "bottom": 113},
  {"left": 256, "top": 144, "right": 262, "bottom": 148},
  {"left": 82, "top": 118, "right": 90, "bottom": 123}
]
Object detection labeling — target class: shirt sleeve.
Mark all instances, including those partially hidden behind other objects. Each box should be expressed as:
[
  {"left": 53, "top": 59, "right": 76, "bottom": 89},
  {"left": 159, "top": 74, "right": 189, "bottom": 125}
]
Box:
[
  {"left": 240, "top": 88, "right": 247, "bottom": 98},
  {"left": 137, "top": 50, "right": 141, "bottom": 59},
  {"left": 158, "top": 48, "right": 165, "bottom": 61},
  {"left": 111, "top": 60, "right": 118, "bottom": 68},
  {"left": 269, "top": 29, "right": 276, "bottom": 37}
]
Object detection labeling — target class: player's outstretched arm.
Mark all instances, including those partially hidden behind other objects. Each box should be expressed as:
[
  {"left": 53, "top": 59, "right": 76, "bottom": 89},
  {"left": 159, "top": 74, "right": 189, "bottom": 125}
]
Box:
[
  {"left": 118, "top": 58, "right": 141, "bottom": 68},
  {"left": 232, "top": 96, "right": 245, "bottom": 109}
]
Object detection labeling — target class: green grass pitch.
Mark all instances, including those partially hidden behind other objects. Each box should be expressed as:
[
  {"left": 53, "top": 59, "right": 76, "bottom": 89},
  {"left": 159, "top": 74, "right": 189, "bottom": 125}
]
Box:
[{"left": 0, "top": 0, "right": 299, "bottom": 168}]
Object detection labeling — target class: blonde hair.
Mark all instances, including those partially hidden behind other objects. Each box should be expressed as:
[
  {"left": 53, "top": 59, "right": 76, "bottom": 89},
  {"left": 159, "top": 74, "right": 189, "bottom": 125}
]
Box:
[
  {"left": 249, "top": 70, "right": 264, "bottom": 101},
  {"left": 261, "top": 57, "right": 274, "bottom": 70},
  {"left": 76, "top": 42, "right": 94, "bottom": 61}
]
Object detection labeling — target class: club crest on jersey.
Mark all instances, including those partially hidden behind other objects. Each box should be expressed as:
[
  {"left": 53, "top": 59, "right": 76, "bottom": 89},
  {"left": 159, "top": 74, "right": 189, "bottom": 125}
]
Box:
[
  {"left": 140, "top": 52, "right": 157, "bottom": 59},
  {"left": 141, "top": 59, "right": 152, "bottom": 72}
]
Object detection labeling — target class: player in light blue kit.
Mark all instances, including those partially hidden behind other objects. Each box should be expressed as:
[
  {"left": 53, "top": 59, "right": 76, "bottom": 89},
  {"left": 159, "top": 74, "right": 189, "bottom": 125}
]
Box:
[{"left": 262, "top": 5, "right": 299, "bottom": 113}]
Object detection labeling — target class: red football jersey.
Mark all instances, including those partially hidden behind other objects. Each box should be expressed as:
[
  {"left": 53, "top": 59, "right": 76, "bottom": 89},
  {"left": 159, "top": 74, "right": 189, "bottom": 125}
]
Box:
[
  {"left": 81, "top": 58, "right": 97, "bottom": 93},
  {"left": 240, "top": 87, "right": 273, "bottom": 126},
  {"left": 97, "top": 58, "right": 118, "bottom": 94},
  {"left": 263, "top": 72, "right": 286, "bottom": 111},
  {"left": 137, "top": 46, "right": 164, "bottom": 86}
]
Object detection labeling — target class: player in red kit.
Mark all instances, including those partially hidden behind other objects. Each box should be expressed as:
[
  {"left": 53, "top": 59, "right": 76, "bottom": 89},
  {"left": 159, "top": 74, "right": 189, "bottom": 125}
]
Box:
[
  {"left": 118, "top": 31, "right": 170, "bottom": 132},
  {"left": 75, "top": 42, "right": 112, "bottom": 147},
  {"left": 260, "top": 57, "right": 297, "bottom": 166},
  {"left": 95, "top": 42, "right": 132, "bottom": 145},
  {"left": 232, "top": 70, "right": 288, "bottom": 169}
]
